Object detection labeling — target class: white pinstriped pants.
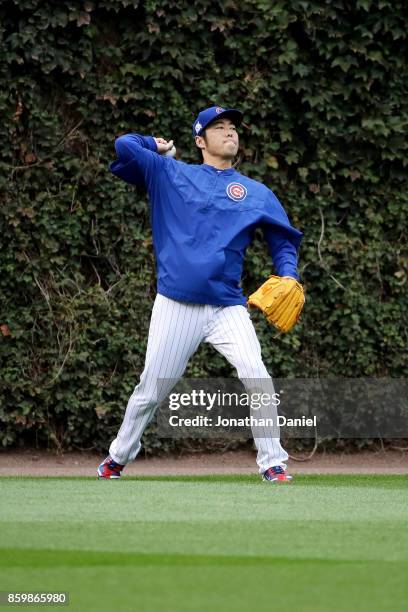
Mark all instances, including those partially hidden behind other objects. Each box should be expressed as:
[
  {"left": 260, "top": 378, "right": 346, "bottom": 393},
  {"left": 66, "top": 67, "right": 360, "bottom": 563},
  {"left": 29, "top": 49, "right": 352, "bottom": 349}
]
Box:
[{"left": 109, "top": 294, "right": 288, "bottom": 473}]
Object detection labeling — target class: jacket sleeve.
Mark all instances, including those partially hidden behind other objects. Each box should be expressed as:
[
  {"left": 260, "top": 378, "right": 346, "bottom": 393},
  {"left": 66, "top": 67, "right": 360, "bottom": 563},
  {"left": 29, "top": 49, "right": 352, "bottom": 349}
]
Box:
[
  {"left": 109, "top": 133, "right": 165, "bottom": 191},
  {"left": 261, "top": 190, "right": 303, "bottom": 281}
]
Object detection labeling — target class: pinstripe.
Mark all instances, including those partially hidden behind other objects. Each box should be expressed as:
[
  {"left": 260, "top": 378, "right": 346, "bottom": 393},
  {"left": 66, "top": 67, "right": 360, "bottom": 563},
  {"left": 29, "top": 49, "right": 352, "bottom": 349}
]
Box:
[
  {"left": 182, "top": 304, "right": 204, "bottom": 368},
  {"left": 238, "top": 306, "right": 288, "bottom": 470},
  {"left": 224, "top": 306, "right": 275, "bottom": 467},
  {"left": 233, "top": 307, "right": 275, "bottom": 466},
  {"left": 228, "top": 306, "right": 270, "bottom": 454},
  {"left": 109, "top": 295, "right": 288, "bottom": 471},
  {"left": 204, "top": 305, "right": 288, "bottom": 472},
  {"left": 109, "top": 296, "right": 207, "bottom": 464}
]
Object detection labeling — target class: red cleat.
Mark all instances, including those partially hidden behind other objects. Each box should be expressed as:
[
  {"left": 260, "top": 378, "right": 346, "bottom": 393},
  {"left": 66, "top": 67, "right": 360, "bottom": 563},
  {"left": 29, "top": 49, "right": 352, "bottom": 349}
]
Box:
[
  {"left": 262, "top": 466, "right": 293, "bottom": 482},
  {"left": 97, "top": 456, "right": 125, "bottom": 479}
]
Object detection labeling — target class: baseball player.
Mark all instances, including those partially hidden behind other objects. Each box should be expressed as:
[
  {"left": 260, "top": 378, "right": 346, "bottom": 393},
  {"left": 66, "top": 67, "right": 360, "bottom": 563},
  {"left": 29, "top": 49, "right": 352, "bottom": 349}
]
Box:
[{"left": 97, "top": 105, "right": 304, "bottom": 483}]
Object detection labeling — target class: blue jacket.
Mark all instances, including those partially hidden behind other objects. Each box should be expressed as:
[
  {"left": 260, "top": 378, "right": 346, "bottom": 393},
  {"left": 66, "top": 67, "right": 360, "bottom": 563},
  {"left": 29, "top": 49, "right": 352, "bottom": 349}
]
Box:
[{"left": 109, "top": 134, "right": 303, "bottom": 306}]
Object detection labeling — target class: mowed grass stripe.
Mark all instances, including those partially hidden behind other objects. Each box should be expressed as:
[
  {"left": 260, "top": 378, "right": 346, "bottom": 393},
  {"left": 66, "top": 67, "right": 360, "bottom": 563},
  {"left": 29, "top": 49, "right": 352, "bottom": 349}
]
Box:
[
  {"left": 2, "top": 548, "right": 408, "bottom": 568},
  {"left": 1, "top": 518, "right": 407, "bottom": 561},
  {"left": 5, "top": 562, "right": 408, "bottom": 612},
  {"left": 1, "top": 478, "right": 407, "bottom": 525},
  {"left": 1, "top": 475, "right": 407, "bottom": 611},
  {"left": 1, "top": 476, "right": 407, "bottom": 563},
  {"left": 1, "top": 474, "right": 408, "bottom": 486}
]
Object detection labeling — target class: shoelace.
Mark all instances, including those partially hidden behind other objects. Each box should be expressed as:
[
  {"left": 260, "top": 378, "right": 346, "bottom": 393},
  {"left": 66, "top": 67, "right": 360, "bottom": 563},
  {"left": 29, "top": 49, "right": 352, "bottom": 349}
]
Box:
[{"left": 265, "top": 466, "right": 285, "bottom": 476}]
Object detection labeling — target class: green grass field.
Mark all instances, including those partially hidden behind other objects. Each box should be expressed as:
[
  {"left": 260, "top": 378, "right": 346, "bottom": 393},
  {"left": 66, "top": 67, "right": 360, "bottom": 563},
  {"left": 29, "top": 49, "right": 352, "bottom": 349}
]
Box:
[{"left": 0, "top": 475, "right": 407, "bottom": 611}]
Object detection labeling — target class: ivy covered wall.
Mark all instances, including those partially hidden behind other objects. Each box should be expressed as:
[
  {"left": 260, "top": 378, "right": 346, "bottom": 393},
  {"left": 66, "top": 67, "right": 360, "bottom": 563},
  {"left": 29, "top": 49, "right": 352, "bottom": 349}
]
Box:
[{"left": 1, "top": 0, "right": 406, "bottom": 451}]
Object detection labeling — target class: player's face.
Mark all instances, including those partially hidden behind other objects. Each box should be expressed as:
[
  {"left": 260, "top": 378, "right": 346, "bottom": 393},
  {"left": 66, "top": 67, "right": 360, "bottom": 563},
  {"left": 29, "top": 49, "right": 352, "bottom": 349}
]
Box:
[{"left": 198, "top": 118, "right": 239, "bottom": 159}]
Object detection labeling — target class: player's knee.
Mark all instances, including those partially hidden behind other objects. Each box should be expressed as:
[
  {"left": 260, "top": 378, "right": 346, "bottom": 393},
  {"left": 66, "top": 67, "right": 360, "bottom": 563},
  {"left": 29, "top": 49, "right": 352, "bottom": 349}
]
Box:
[{"left": 235, "top": 360, "right": 269, "bottom": 380}]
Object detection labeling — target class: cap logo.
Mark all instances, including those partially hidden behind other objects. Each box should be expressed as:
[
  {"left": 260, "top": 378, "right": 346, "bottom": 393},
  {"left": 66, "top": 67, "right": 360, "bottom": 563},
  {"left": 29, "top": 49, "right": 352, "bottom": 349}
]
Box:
[
  {"left": 215, "top": 106, "right": 224, "bottom": 114},
  {"left": 195, "top": 121, "right": 202, "bottom": 134},
  {"left": 226, "top": 182, "right": 247, "bottom": 202}
]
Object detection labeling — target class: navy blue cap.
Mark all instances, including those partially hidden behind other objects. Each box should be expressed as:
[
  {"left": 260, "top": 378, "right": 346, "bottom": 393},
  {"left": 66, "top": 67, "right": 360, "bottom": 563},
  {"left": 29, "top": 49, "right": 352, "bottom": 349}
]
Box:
[{"left": 192, "top": 105, "right": 243, "bottom": 137}]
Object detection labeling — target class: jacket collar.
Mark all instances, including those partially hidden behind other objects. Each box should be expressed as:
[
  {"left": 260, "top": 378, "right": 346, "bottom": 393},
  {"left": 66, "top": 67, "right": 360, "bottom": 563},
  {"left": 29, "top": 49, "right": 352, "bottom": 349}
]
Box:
[{"left": 201, "top": 164, "right": 235, "bottom": 176}]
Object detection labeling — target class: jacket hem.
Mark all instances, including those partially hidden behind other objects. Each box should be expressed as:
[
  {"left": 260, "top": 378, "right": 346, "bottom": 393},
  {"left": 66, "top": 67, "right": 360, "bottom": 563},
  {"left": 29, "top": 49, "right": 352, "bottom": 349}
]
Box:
[{"left": 157, "top": 284, "right": 247, "bottom": 307}]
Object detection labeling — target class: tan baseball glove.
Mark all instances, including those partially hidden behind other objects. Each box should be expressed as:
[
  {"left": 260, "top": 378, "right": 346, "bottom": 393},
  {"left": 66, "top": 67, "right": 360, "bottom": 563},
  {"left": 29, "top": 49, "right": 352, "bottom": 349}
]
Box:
[{"left": 247, "top": 275, "right": 305, "bottom": 333}]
